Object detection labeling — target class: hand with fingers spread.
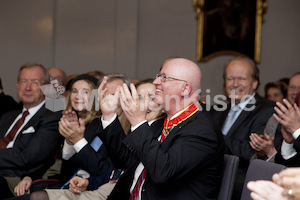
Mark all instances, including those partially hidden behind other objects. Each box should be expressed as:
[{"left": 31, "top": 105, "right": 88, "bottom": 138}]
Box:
[
  {"left": 98, "top": 76, "right": 120, "bottom": 121},
  {"left": 250, "top": 133, "right": 277, "bottom": 158},
  {"left": 69, "top": 176, "right": 89, "bottom": 194},
  {"left": 14, "top": 176, "right": 32, "bottom": 196},
  {"left": 59, "top": 110, "right": 86, "bottom": 145},
  {"left": 273, "top": 99, "right": 300, "bottom": 134},
  {"left": 119, "top": 83, "right": 148, "bottom": 127}
]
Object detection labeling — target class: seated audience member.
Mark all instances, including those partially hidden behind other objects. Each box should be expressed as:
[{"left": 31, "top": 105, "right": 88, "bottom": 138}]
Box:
[
  {"left": 28, "top": 79, "right": 166, "bottom": 200},
  {"left": 264, "top": 81, "right": 287, "bottom": 104},
  {"left": 286, "top": 72, "right": 300, "bottom": 104},
  {"left": 97, "top": 57, "right": 224, "bottom": 199},
  {"left": 247, "top": 167, "right": 300, "bottom": 200},
  {"left": 48, "top": 67, "right": 67, "bottom": 97},
  {"left": 48, "top": 67, "right": 67, "bottom": 88},
  {"left": 249, "top": 73, "right": 300, "bottom": 164},
  {"left": 0, "top": 62, "right": 62, "bottom": 199},
  {"left": 13, "top": 74, "right": 113, "bottom": 198},
  {"left": 272, "top": 91, "right": 300, "bottom": 166},
  {"left": 0, "top": 77, "right": 21, "bottom": 117},
  {"left": 211, "top": 56, "right": 275, "bottom": 200}
]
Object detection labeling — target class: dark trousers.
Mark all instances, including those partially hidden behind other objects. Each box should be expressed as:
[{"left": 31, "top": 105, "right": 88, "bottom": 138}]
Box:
[{"left": 0, "top": 176, "right": 15, "bottom": 199}]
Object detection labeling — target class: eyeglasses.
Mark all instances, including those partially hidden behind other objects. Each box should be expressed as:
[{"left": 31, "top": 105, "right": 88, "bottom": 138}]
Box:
[
  {"left": 19, "top": 79, "right": 42, "bottom": 87},
  {"left": 226, "top": 77, "right": 247, "bottom": 82},
  {"left": 156, "top": 73, "right": 187, "bottom": 83},
  {"left": 288, "top": 85, "right": 300, "bottom": 91}
]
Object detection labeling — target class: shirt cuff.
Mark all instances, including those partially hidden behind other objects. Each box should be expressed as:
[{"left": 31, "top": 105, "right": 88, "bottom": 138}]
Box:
[
  {"left": 131, "top": 120, "right": 147, "bottom": 132},
  {"left": 293, "top": 128, "right": 300, "bottom": 139},
  {"left": 62, "top": 140, "right": 76, "bottom": 160},
  {"left": 266, "top": 152, "right": 277, "bottom": 162},
  {"left": 101, "top": 113, "right": 117, "bottom": 129},
  {"left": 73, "top": 138, "right": 88, "bottom": 153},
  {"left": 281, "top": 140, "right": 297, "bottom": 160}
]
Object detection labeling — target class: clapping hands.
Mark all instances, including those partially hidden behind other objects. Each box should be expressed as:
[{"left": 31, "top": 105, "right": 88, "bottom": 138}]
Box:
[{"left": 59, "top": 111, "right": 86, "bottom": 145}]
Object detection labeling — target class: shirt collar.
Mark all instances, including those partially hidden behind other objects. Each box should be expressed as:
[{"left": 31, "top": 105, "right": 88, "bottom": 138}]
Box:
[
  {"left": 231, "top": 93, "right": 256, "bottom": 110},
  {"left": 22, "top": 100, "right": 45, "bottom": 115}
]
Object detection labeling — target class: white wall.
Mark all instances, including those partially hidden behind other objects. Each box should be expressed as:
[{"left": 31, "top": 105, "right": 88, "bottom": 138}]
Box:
[{"left": 0, "top": 0, "right": 299, "bottom": 101}]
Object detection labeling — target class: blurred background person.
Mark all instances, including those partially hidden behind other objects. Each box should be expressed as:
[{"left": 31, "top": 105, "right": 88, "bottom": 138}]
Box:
[
  {"left": 264, "top": 81, "right": 287, "bottom": 104},
  {"left": 0, "top": 77, "right": 21, "bottom": 118}
]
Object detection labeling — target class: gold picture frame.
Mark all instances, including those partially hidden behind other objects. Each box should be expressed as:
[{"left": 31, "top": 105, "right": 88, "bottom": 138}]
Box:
[{"left": 193, "top": 0, "right": 267, "bottom": 63}]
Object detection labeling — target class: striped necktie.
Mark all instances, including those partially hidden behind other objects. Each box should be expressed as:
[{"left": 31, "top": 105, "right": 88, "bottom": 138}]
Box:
[{"left": 0, "top": 110, "right": 29, "bottom": 149}]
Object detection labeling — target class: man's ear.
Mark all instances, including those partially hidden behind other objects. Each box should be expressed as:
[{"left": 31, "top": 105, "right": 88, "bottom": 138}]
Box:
[
  {"left": 252, "top": 80, "right": 258, "bottom": 91},
  {"left": 181, "top": 83, "right": 191, "bottom": 96}
]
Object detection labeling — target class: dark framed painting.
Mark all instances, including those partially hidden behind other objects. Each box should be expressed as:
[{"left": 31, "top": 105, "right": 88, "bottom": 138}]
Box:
[{"left": 193, "top": 0, "right": 267, "bottom": 63}]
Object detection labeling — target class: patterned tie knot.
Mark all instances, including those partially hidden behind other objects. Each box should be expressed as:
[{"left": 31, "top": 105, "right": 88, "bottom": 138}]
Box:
[{"left": 21, "top": 110, "right": 29, "bottom": 121}]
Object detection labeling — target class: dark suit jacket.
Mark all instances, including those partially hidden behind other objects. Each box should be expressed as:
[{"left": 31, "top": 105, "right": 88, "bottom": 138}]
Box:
[
  {"left": 211, "top": 94, "right": 274, "bottom": 169},
  {"left": 0, "top": 92, "right": 21, "bottom": 118},
  {"left": 98, "top": 111, "right": 225, "bottom": 200},
  {"left": 275, "top": 131, "right": 300, "bottom": 167},
  {"left": 59, "top": 118, "right": 112, "bottom": 185},
  {"left": 0, "top": 105, "right": 63, "bottom": 178}
]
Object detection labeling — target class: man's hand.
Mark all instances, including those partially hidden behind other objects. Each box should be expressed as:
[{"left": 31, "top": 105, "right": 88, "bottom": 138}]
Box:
[
  {"left": 247, "top": 180, "right": 287, "bottom": 200},
  {"left": 274, "top": 99, "right": 300, "bottom": 134},
  {"left": 14, "top": 176, "right": 32, "bottom": 196},
  {"left": 59, "top": 111, "right": 86, "bottom": 145},
  {"left": 281, "top": 126, "right": 295, "bottom": 144},
  {"left": 69, "top": 176, "right": 89, "bottom": 194},
  {"left": 98, "top": 76, "right": 120, "bottom": 121},
  {"left": 119, "top": 83, "right": 148, "bottom": 127},
  {"left": 249, "top": 133, "right": 277, "bottom": 158}
]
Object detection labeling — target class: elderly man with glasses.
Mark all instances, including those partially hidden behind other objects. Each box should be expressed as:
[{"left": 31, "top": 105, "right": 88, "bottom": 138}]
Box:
[
  {"left": 0, "top": 62, "right": 62, "bottom": 199},
  {"left": 90, "top": 57, "right": 224, "bottom": 200}
]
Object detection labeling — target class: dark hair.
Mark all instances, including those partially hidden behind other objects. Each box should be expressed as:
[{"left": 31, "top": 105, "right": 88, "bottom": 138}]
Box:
[
  {"left": 223, "top": 56, "right": 260, "bottom": 90},
  {"left": 70, "top": 74, "right": 98, "bottom": 89},
  {"left": 264, "top": 81, "right": 287, "bottom": 99}
]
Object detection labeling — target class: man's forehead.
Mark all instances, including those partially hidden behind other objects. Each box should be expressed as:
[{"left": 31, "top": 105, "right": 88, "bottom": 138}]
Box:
[
  {"left": 20, "top": 67, "right": 44, "bottom": 79},
  {"left": 290, "top": 75, "right": 300, "bottom": 85}
]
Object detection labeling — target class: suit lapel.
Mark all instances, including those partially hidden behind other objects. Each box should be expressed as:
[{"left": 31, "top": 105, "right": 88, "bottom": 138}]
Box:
[
  {"left": 151, "top": 117, "right": 165, "bottom": 139},
  {"left": 0, "top": 109, "right": 22, "bottom": 138},
  {"left": 19, "top": 105, "right": 48, "bottom": 133}
]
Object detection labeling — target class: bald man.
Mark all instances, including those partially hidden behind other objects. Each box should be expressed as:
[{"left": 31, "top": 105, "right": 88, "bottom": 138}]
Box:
[{"left": 94, "top": 57, "right": 225, "bottom": 200}]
